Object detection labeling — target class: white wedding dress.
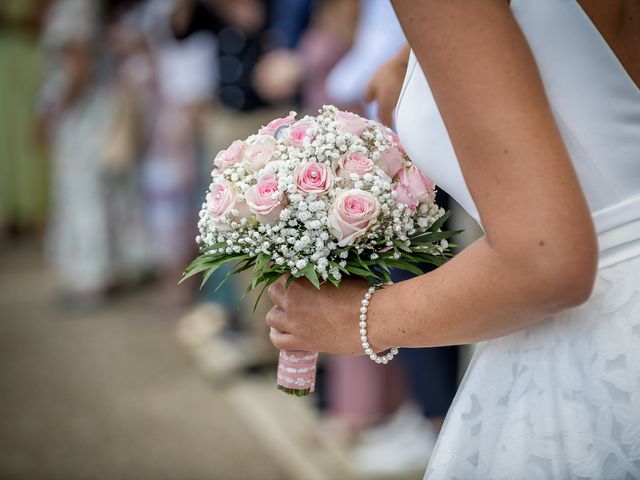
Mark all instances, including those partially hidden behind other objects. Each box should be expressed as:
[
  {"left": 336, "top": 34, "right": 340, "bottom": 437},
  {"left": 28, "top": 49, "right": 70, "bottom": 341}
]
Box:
[{"left": 396, "top": 0, "right": 640, "bottom": 478}]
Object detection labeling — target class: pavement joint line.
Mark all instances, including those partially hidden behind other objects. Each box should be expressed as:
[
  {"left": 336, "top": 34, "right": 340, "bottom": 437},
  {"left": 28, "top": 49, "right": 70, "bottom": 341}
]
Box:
[{"left": 223, "top": 380, "right": 341, "bottom": 480}]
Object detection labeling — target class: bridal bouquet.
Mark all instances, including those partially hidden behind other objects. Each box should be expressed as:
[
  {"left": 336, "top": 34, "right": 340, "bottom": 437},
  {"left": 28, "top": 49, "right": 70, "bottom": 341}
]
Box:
[{"left": 183, "top": 105, "right": 453, "bottom": 396}]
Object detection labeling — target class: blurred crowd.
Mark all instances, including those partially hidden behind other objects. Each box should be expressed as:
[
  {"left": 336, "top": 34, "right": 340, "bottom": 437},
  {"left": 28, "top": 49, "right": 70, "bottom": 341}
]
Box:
[{"left": 0, "top": 0, "right": 470, "bottom": 476}]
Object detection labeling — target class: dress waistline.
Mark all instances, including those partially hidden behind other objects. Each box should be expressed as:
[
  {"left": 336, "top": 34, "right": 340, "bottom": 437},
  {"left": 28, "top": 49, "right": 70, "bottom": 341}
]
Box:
[{"left": 597, "top": 216, "right": 640, "bottom": 268}]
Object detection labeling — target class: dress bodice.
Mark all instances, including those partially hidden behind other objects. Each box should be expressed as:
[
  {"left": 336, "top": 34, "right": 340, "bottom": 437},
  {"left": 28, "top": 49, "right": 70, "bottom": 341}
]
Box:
[{"left": 396, "top": 0, "right": 640, "bottom": 268}]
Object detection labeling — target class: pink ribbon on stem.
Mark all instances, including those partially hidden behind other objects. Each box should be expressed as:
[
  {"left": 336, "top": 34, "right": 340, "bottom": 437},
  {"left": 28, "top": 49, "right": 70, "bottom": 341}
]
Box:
[{"left": 277, "top": 350, "right": 318, "bottom": 395}]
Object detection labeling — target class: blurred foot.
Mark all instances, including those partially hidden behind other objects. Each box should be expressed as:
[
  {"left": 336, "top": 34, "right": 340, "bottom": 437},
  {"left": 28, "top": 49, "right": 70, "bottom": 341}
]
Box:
[
  {"left": 175, "top": 302, "right": 227, "bottom": 348},
  {"left": 310, "top": 416, "right": 360, "bottom": 449},
  {"left": 176, "top": 303, "right": 277, "bottom": 386},
  {"left": 353, "top": 403, "right": 437, "bottom": 477}
]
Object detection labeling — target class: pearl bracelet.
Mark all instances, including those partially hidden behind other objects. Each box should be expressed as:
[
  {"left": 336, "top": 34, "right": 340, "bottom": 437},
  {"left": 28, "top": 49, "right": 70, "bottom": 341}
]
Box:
[{"left": 359, "top": 283, "right": 399, "bottom": 364}]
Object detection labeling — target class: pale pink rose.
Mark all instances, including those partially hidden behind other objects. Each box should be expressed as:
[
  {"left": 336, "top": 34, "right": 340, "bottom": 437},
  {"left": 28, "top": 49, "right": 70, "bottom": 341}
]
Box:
[
  {"left": 214, "top": 140, "right": 246, "bottom": 172},
  {"left": 287, "top": 119, "right": 317, "bottom": 146},
  {"left": 207, "top": 180, "right": 238, "bottom": 231},
  {"left": 393, "top": 182, "right": 419, "bottom": 213},
  {"left": 384, "top": 127, "right": 407, "bottom": 155},
  {"left": 338, "top": 152, "right": 374, "bottom": 178},
  {"left": 245, "top": 173, "right": 285, "bottom": 223},
  {"left": 328, "top": 189, "right": 380, "bottom": 247},
  {"left": 242, "top": 135, "right": 277, "bottom": 172},
  {"left": 296, "top": 162, "right": 333, "bottom": 195},
  {"left": 377, "top": 145, "right": 405, "bottom": 178},
  {"left": 259, "top": 112, "right": 296, "bottom": 135},
  {"left": 335, "top": 111, "right": 369, "bottom": 137},
  {"left": 393, "top": 166, "right": 436, "bottom": 213},
  {"left": 398, "top": 166, "right": 435, "bottom": 203}
]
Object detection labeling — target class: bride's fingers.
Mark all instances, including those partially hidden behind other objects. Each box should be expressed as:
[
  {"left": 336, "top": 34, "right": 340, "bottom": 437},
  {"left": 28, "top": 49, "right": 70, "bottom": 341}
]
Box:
[
  {"left": 269, "top": 326, "right": 299, "bottom": 351},
  {"left": 267, "top": 282, "right": 286, "bottom": 308},
  {"left": 275, "top": 273, "right": 291, "bottom": 288},
  {"left": 364, "top": 79, "right": 376, "bottom": 102},
  {"left": 378, "top": 95, "right": 396, "bottom": 127},
  {"left": 265, "top": 306, "right": 292, "bottom": 333}
]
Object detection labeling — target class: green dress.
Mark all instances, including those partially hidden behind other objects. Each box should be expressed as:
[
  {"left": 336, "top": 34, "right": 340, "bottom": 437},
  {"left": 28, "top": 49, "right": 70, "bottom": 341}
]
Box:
[{"left": 0, "top": 0, "right": 49, "bottom": 228}]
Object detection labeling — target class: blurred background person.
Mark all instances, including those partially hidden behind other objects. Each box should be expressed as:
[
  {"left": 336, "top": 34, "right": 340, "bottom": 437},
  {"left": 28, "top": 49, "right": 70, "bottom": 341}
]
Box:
[
  {"left": 252, "top": 0, "right": 358, "bottom": 113},
  {"left": 36, "top": 0, "right": 152, "bottom": 309},
  {"left": 134, "top": 0, "right": 218, "bottom": 315},
  {"left": 0, "top": 0, "right": 51, "bottom": 239}
]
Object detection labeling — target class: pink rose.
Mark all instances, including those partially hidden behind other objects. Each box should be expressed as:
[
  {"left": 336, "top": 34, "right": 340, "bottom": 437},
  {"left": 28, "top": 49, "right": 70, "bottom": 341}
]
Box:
[
  {"left": 207, "top": 180, "right": 239, "bottom": 231},
  {"left": 393, "top": 183, "right": 419, "bottom": 213},
  {"left": 335, "top": 111, "right": 369, "bottom": 137},
  {"left": 296, "top": 162, "right": 333, "bottom": 195},
  {"left": 328, "top": 189, "right": 380, "bottom": 247},
  {"left": 242, "top": 135, "right": 277, "bottom": 172},
  {"left": 393, "top": 166, "right": 436, "bottom": 212},
  {"left": 377, "top": 145, "right": 405, "bottom": 178},
  {"left": 214, "top": 140, "right": 246, "bottom": 172},
  {"left": 259, "top": 112, "right": 296, "bottom": 135},
  {"left": 399, "top": 166, "right": 435, "bottom": 203},
  {"left": 384, "top": 127, "right": 407, "bottom": 155},
  {"left": 287, "top": 119, "right": 317, "bottom": 146},
  {"left": 245, "top": 173, "right": 285, "bottom": 223},
  {"left": 338, "top": 152, "right": 374, "bottom": 178}
]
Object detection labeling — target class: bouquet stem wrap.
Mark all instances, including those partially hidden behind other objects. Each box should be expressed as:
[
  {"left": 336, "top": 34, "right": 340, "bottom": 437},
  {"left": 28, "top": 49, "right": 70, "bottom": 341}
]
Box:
[{"left": 276, "top": 350, "right": 318, "bottom": 396}]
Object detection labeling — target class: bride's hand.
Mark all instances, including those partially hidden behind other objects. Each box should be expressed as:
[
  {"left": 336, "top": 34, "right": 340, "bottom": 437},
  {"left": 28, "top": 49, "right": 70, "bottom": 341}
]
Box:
[
  {"left": 266, "top": 276, "right": 384, "bottom": 355},
  {"left": 364, "top": 44, "right": 410, "bottom": 127}
]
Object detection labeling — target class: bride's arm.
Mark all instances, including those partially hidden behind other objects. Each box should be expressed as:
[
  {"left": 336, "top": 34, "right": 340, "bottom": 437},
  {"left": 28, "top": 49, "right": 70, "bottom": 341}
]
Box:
[{"left": 266, "top": 0, "right": 598, "bottom": 354}]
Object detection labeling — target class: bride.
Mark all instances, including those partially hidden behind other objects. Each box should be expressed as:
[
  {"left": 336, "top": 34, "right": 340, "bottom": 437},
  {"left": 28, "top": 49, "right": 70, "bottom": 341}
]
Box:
[{"left": 265, "top": 0, "right": 640, "bottom": 478}]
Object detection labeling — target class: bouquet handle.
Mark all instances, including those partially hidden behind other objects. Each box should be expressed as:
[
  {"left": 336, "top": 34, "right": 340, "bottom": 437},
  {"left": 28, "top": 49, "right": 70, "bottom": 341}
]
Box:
[{"left": 276, "top": 350, "right": 318, "bottom": 397}]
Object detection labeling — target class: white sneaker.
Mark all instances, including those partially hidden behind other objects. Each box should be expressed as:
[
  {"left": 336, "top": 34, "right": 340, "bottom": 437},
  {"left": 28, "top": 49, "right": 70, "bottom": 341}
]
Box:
[
  {"left": 353, "top": 403, "right": 437, "bottom": 477},
  {"left": 175, "top": 302, "right": 227, "bottom": 348}
]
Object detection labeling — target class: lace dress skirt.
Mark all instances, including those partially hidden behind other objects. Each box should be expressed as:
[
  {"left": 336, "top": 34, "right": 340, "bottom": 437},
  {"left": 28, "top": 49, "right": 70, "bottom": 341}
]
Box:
[{"left": 426, "top": 255, "right": 640, "bottom": 479}]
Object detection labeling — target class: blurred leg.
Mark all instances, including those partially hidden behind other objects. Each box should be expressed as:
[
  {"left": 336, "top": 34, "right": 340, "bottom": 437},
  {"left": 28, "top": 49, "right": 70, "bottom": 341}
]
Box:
[
  {"left": 399, "top": 346, "right": 459, "bottom": 427},
  {"left": 326, "top": 355, "right": 407, "bottom": 431}
]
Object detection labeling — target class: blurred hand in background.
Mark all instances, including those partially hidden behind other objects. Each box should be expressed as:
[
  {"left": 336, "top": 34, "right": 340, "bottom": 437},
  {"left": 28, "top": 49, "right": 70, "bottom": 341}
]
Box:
[
  {"left": 252, "top": 49, "right": 304, "bottom": 103},
  {"left": 364, "top": 44, "right": 409, "bottom": 127}
]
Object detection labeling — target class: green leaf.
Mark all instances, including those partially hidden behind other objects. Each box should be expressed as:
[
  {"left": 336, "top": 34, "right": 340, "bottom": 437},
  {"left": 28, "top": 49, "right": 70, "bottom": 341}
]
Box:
[
  {"left": 200, "top": 264, "right": 221, "bottom": 289},
  {"left": 252, "top": 282, "right": 269, "bottom": 312},
  {"left": 180, "top": 257, "right": 217, "bottom": 283},
  {"left": 393, "top": 240, "right": 413, "bottom": 253},
  {"left": 327, "top": 275, "right": 341, "bottom": 288},
  {"left": 285, "top": 274, "right": 296, "bottom": 289},
  {"left": 411, "top": 229, "right": 460, "bottom": 244},
  {"left": 348, "top": 256, "right": 373, "bottom": 274},
  {"left": 231, "top": 258, "right": 257, "bottom": 276},
  {"left": 330, "top": 261, "right": 349, "bottom": 274},
  {"left": 181, "top": 253, "right": 249, "bottom": 287},
  {"left": 201, "top": 242, "right": 227, "bottom": 253},
  {"left": 428, "top": 209, "right": 452, "bottom": 233},
  {"left": 344, "top": 265, "right": 372, "bottom": 277},
  {"left": 417, "top": 254, "right": 447, "bottom": 267},
  {"left": 254, "top": 253, "right": 271, "bottom": 274},
  {"left": 301, "top": 263, "right": 320, "bottom": 289},
  {"left": 379, "top": 269, "right": 392, "bottom": 283},
  {"left": 384, "top": 258, "right": 425, "bottom": 276},
  {"left": 214, "top": 258, "right": 253, "bottom": 292},
  {"left": 252, "top": 271, "right": 285, "bottom": 312}
]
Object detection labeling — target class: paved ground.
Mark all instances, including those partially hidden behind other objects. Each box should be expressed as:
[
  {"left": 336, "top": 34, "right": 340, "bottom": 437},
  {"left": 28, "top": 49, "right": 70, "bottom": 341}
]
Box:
[{"left": 0, "top": 241, "right": 289, "bottom": 480}]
